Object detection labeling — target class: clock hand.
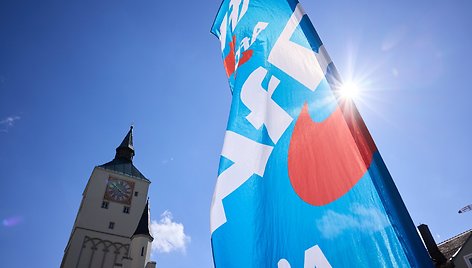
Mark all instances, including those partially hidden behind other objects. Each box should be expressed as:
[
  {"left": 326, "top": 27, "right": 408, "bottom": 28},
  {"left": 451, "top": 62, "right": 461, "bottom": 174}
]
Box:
[
  {"left": 111, "top": 182, "right": 127, "bottom": 195},
  {"left": 117, "top": 187, "right": 126, "bottom": 195}
]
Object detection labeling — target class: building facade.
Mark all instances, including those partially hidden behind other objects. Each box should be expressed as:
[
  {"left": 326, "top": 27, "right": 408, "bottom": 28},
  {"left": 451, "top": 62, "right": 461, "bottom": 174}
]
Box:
[
  {"left": 437, "top": 229, "right": 472, "bottom": 268},
  {"left": 61, "top": 127, "right": 156, "bottom": 268},
  {"left": 418, "top": 224, "right": 472, "bottom": 268}
]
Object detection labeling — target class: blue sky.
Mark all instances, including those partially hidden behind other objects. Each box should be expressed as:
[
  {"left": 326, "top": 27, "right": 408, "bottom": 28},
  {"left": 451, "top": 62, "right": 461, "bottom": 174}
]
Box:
[{"left": 0, "top": 0, "right": 471, "bottom": 267}]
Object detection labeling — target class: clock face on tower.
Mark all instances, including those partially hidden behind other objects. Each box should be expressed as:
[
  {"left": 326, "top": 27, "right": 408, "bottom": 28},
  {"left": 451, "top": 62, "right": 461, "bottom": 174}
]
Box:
[{"left": 104, "top": 178, "right": 135, "bottom": 205}]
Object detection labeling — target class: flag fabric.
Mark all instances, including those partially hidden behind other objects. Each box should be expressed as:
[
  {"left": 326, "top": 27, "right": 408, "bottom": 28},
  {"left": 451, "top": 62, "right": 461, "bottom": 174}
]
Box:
[{"left": 210, "top": 0, "right": 433, "bottom": 267}]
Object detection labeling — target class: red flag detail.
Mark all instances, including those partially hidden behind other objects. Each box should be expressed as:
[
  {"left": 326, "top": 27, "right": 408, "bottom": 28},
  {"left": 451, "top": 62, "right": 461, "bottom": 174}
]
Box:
[
  {"left": 288, "top": 103, "right": 377, "bottom": 206},
  {"left": 223, "top": 36, "right": 253, "bottom": 77}
]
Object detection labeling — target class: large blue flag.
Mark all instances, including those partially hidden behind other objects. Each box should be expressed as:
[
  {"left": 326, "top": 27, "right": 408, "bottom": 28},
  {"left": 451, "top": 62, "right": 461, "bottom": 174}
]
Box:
[{"left": 210, "top": 0, "right": 433, "bottom": 267}]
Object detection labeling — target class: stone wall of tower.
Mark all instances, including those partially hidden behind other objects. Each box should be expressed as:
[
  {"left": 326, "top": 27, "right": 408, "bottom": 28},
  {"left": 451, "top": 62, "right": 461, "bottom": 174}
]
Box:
[
  {"left": 61, "top": 167, "right": 150, "bottom": 268},
  {"left": 129, "top": 235, "right": 152, "bottom": 268},
  {"left": 63, "top": 231, "right": 130, "bottom": 268}
]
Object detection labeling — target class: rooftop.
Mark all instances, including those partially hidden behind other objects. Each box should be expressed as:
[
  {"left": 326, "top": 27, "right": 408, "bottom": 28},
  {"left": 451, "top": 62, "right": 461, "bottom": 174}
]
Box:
[
  {"left": 98, "top": 158, "right": 150, "bottom": 182},
  {"left": 98, "top": 126, "right": 150, "bottom": 183},
  {"left": 133, "top": 200, "right": 153, "bottom": 240},
  {"left": 438, "top": 229, "right": 472, "bottom": 260}
]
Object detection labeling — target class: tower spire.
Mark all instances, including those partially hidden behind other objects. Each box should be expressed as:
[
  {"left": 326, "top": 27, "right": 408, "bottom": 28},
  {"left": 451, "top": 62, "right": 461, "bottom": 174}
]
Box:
[
  {"left": 115, "top": 126, "right": 135, "bottom": 162},
  {"left": 132, "top": 200, "right": 153, "bottom": 240}
]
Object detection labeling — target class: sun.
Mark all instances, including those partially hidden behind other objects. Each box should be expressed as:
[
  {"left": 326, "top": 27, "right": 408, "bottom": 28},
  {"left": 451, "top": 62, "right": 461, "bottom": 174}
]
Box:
[{"left": 339, "top": 81, "right": 359, "bottom": 100}]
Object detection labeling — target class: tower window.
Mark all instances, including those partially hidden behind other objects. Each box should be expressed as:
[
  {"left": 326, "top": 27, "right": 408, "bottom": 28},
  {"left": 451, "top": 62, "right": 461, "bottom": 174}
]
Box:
[
  {"left": 141, "top": 247, "right": 144, "bottom": 256},
  {"left": 134, "top": 191, "right": 139, "bottom": 197},
  {"left": 108, "top": 222, "right": 115, "bottom": 229},
  {"left": 123, "top": 206, "right": 130, "bottom": 214},
  {"left": 101, "top": 201, "right": 109, "bottom": 209}
]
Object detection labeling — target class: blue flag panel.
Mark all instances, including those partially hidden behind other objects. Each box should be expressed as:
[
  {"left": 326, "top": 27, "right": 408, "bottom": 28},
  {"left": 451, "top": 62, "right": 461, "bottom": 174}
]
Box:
[{"left": 210, "top": 0, "right": 433, "bottom": 267}]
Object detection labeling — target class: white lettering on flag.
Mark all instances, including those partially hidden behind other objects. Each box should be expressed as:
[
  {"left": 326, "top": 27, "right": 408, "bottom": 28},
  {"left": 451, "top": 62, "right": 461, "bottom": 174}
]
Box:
[
  {"left": 229, "top": 0, "right": 249, "bottom": 32},
  {"left": 250, "top": 22, "right": 268, "bottom": 46},
  {"left": 235, "top": 22, "right": 268, "bottom": 70},
  {"left": 241, "top": 67, "right": 293, "bottom": 143},
  {"left": 219, "top": 14, "right": 228, "bottom": 51},
  {"left": 278, "top": 259, "right": 291, "bottom": 268},
  {"left": 268, "top": 4, "right": 331, "bottom": 91},
  {"left": 219, "top": 0, "right": 251, "bottom": 51},
  {"left": 210, "top": 131, "right": 273, "bottom": 233},
  {"left": 304, "top": 245, "right": 333, "bottom": 268},
  {"left": 278, "top": 245, "right": 332, "bottom": 268}
]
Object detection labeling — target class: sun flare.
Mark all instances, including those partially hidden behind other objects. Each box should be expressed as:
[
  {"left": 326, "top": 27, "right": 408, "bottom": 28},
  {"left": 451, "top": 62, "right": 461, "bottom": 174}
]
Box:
[{"left": 340, "top": 82, "right": 359, "bottom": 100}]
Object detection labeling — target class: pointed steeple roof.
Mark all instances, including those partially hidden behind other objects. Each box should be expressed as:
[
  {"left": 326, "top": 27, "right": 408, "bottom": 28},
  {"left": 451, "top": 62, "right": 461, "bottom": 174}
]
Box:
[
  {"left": 132, "top": 200, "right": 153, "bottom": 241},
  {"left": 115, "top": 126, "right": 135, "bottom": 162},
  {"left": 98, "top": 126, "right": 150, "bottom": 182}
]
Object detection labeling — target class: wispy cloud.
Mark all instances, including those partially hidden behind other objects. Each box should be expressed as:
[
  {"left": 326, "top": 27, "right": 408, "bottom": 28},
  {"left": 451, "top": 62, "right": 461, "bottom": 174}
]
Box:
[
  {"left": 150, "top": 210, "right": 191, "bottom": 255},
  {"left": 0, "top": 116, "right": 21, "bottom": 132},
  {"left": 161, "top": 157, "right": 174, "bottom": 165},
  {"left": 316, "top": 204, "right": 390, "bottom": 239}
]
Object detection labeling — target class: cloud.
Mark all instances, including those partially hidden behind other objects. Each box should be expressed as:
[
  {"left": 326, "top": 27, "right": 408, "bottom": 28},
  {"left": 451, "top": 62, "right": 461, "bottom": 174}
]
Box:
[
  {"left": 150, "top": 210, "right": 191, "bottom": 255},
  {"left": 161, "top": 157, "right": 174, "bottom": 165},
  {"left": 0, "top": 116, "right": 21, "bottom": 132},
  {"left": 316, "top": 204, "right": 390, "bottom": 239}
]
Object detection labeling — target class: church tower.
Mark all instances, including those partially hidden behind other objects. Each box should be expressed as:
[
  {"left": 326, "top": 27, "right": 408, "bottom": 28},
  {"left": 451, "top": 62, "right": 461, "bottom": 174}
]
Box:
[{"left": 61, "top": 127, "right": 156, "bottom": 268}]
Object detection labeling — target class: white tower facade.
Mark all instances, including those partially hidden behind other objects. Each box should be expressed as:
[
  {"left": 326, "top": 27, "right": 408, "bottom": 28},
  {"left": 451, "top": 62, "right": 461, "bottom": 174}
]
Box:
[
  {"left": 128, "top": 235, "right": 153, "bottom": 268},
  {"left": 124, "top": 202, "right": 154, "bottom": 268},
  {"left": 61, "top": 127, "right": 156, "bottom": 268}
]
